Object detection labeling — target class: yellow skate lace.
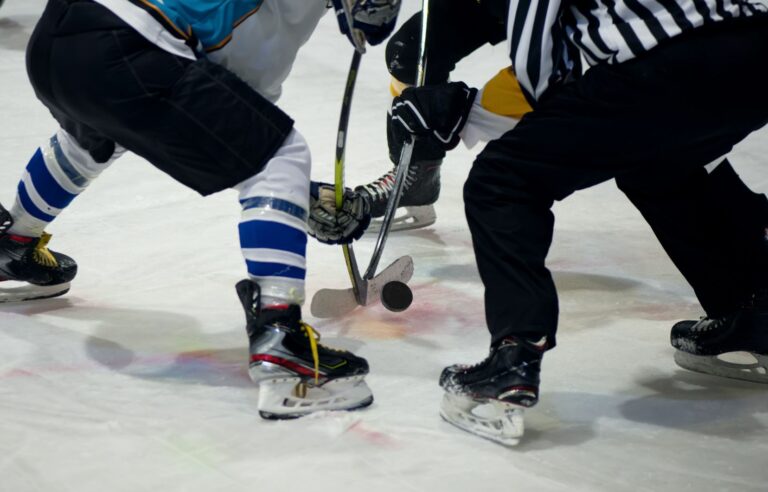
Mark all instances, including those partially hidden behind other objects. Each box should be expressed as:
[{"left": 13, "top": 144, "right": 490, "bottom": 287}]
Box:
[
  {"left": 32, "top": 233, "right": 58, "bottom": 268},
  {"left": 300, "top": 323, "right": 321, "bottom": 384}
]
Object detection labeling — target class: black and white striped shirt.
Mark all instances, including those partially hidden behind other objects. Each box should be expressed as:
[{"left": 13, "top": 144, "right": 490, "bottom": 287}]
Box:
[{"left": 507, "top": 0, "right": 767, "bottom": 102}]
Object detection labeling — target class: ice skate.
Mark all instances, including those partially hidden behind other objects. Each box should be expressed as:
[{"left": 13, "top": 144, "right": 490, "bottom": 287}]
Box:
[
  {"left": 439, "top": 336, "right": 545, "bottom": 446},
  {"left": 237, "top": 280, "right": 373, "bottom": 419},
  {"left": 671, "top": 291, "right": 768, "bottom": 383},
  {"left": 356, "top": 159, "right": 440, "bottom": 232},
  {"left": 0, "top": 204, "right": 76, "bottom": 302}
]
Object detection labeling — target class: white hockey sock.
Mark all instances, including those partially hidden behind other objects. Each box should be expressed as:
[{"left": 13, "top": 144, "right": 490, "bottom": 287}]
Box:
[
  {"left": 234, "top": 128, "right": 311, "bottom": 308},
  {"left": 8, "top": 128, "right": 121, "bottom": 237}
]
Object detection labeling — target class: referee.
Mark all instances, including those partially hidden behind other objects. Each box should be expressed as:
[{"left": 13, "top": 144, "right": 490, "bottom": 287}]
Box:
[
  {"left": 394, "top": 0, "right": 768, "bottom": 383},
  {"left": 471, "top": 0, "right": 768, "bottom": 354}
]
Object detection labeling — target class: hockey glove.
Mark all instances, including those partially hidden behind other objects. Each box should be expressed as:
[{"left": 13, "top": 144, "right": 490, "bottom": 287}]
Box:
[
  {"left": 391, "top": 82, "right": 478, "bottom": 152},
  {"left": 332, "top": 0, "right": 401, "bottom": 51},
  {"left": 308, "top": 181, "right": 371, "bottom": 245}
]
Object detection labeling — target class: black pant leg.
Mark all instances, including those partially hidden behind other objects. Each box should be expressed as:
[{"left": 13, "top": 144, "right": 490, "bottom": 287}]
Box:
[
  {"left": 466, "top": 17, "right": 768, "bottom": 346},
  {"left": 28, "top": 0, "right": 293, "bottom": 195},
  {"left": 26, "top": 0, "right": 117, "bottom": 162},
  {"left": 617, "top": 161, "right": 768, "bottom": 317}
]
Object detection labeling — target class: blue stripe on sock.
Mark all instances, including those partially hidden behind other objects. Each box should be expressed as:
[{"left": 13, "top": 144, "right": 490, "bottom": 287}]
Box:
[
  {"left": 246, "top": 261, "right": 306, "bottom": 280},
  {"left": 239, "top": 220, "right": 307, "bottom": 256},
  {"left": 50, "top": 135, "right": 88, "bottom": 187},
  {"left": 240, "top": 196, "right": 306, "bottom": 222},
  {"left": 26, "top": 148, "right": 78, "bottom": 209},
  {"left": 17, "top": 181, "right": 56, "bottom": 222}
]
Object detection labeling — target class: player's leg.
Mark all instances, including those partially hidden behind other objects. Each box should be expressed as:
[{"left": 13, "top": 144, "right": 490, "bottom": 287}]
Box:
[
  {"left": 618, "top": 161, "right": 768, "bottom": 318},
  {"left": 441, "top": 16, "right": 768, "bottom": 443},
  {"left": 356, "top": 1, "right": 508, "bottom": 230},
  {"left": 233, "top": 129, "right": 372, "bottom": 418},
  {"left": 618, "top": 162, "right": 768, "bottom": 382},
  {"left": 19, "top": 0, "right": 372, "bottom": 415},
  {"left": 0, "top": 1, "right": 124, "bottom": 302}
]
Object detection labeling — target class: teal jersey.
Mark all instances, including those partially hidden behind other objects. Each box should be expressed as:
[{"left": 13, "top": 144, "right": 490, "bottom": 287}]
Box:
[{"left": 137, "top": 0, "right": 264, "bottom": 51}]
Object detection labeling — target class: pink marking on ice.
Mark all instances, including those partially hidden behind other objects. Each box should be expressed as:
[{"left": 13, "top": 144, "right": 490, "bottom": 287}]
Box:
[{"left": 348, "top": 421, "right": 398, "bottom": 448}]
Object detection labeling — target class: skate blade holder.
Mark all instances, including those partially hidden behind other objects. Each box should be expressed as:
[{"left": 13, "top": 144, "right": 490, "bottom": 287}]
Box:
[
  {"left": 0, "top": 280, "right": 71, "bottom": 303},
  {"left": 674, "top": 350, "right": 768, "bottom": 384},
  {"left": 367, "top": 205, "right": 437, "bottom": 233},
  {"left": 257, "top": 375, "right": 373, "bottom": 419},
  {"left": 439, "top": 393, "right": 525, "bottom": 447}
]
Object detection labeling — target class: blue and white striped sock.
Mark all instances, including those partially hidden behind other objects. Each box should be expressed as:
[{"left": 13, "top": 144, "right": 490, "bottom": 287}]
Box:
[
  {"left": 235, "top": 129, "right": 311, "bottom": 307},
  {"left": 9, "top": 129, "right": 120, "bottom": 237}
]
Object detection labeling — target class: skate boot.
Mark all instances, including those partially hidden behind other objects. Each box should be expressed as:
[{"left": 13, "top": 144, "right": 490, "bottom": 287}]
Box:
[
  {"left": 0, "top": 204, "right": 76, "bottom": 302},
  {"left": 671, "top": 290, "right": 768, "bottom": 383},
  {"left": 356, "top": 159, "right": 441, "bottom": 232},
  {"left": 439, "top": 336, "right": 546, "bottom": 446},
  {"left": 237, "top": 279, "right": 373, "bottom": 419}
]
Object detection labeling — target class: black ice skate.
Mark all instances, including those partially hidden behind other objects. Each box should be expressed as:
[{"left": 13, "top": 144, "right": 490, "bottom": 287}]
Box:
[
  {"left": 671, "top": 291, "right": 768, "bottom": 383},
  {"left": 0, "top": 204, "right": 76, "bottom": 302},
  {"left": 356, "top": 158, "right": 440, "bottom": 232},
  {"left": 439, "top": 336, "right": 546, "bottom": 446},
  {"left": 237, "top": 280, "right": 373, "bottom": 419}
]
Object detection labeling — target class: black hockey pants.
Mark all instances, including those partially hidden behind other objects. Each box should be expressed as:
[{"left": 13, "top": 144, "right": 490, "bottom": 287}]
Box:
[
  {"left": 26, "top": 0, "right": 293, "bottom": 195},
  {"left": 466, "top": 15, "right": 768, "bottom": 347}
]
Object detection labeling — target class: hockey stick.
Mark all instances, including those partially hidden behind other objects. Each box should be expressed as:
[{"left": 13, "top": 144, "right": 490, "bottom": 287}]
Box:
[
  {"left": 336, "top": 50, "right": 365, "bottom": 304},
  {"left": 364, "top": 0, "right": 430, "bottom": 278},
  {"left": 311, "top": 1, "right": 429, "bottom": 318},
  {"left": 310, "top": 49, "right": 414, "bottom": 318}
]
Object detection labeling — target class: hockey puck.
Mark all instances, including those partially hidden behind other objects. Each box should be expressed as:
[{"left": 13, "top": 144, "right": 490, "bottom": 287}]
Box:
[{"left": 381, "top": 281, "right": 413, "bottom": 312}]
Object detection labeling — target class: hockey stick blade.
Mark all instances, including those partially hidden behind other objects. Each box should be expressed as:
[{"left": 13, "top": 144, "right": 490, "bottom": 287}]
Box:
[{"left": 310, "top": 255, "right": 414, "bottom": 318}]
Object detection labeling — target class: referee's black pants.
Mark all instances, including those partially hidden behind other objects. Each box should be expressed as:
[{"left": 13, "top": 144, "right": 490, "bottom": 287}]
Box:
[{"left": 466, "top": 16, "right": 768, "bottom": 347}]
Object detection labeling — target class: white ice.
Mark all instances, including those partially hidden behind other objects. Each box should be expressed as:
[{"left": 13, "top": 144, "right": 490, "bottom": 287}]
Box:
[{"left": 2, "top": 2, "right": 768, "bottom": 491}]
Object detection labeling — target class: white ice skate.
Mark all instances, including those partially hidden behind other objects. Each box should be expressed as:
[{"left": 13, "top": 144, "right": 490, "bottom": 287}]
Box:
[{"left": 238, "top": 279, "right": 374, "bottom": 419}]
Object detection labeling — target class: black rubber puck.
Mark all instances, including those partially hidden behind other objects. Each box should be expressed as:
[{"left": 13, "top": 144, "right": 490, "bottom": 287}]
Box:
[{"left": 381, "top": 281, "right": 413, "bottom": 312}]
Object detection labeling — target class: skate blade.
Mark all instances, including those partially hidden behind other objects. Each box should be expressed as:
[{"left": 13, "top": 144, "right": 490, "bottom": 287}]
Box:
[
  {"left": 439, "top": 393, "right": 524, "bottom": 447},
  {"left": 674, "top": 350, "right": 768, "bottom": 384},
  {"left": 367, "top": 205, "right": 436, "bottom": 233},
  {"left": 257, "top": 375, "right": 374, "bottom": 419},
  {"left": 0, "top": 281, "right": 70, "bottom": 303},
  {"left": 310, "top": 255, "right": 414, "bottom": 318}
]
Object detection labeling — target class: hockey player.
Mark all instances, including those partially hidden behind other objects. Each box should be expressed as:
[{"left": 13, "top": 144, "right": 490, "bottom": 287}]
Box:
[
  {"left": 0, "top": 0, "right": 400, "bottom": 418},
  {"left": 391, "top": 2, "right": 768, "bottom": 444}
]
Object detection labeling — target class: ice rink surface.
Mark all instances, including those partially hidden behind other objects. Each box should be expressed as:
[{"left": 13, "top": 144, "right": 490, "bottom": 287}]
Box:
[{"left": 2, "top": 2, "right": 768, "bottom": 491}]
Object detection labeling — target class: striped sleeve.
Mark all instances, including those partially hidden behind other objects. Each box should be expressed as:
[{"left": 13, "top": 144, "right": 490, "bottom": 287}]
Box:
[{"left": 507, "top": 0, "right": 576, "bottom": 103}]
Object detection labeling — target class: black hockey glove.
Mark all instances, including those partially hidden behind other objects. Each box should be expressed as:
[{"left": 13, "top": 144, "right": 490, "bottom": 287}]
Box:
[
  {"left": 332, "top": 0, "right": 401, "bottom": 51},
  {"left": 390, "top": 82, "right": 477, "bottom": 152},
  {"left": 308, "top": 181, "right": 371, "bottom": 245}
]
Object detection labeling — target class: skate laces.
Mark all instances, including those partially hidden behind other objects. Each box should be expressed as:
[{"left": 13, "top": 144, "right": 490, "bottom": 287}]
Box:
[
  {"left": 32, "top": 233, "right": 58, "bottom": 268},
  {"left": 300, "top": 322, "right": 320, "bottom": 384},
  {"left": 361, "top": 166, "right": 418, "bottom": 201},
  {"left": 692, "top": 317, "right": 723, "bottom": 333}
]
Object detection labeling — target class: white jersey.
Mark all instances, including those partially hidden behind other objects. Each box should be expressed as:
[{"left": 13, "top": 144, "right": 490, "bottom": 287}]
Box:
[
  {"left": 208, "top": 1, "right": 328, "bottom": 103},
  {"left": 93, "top": 0, "right": 328, "bottom": 103}
]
